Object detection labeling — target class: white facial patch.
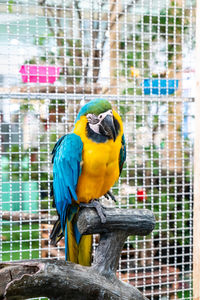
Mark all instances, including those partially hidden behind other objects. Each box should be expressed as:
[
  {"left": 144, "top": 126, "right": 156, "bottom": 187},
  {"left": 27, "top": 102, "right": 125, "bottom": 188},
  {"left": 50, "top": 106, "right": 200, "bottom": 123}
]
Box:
[
  {"left": 89, "top": 123, "right": 101, "bottom": 134},
  {"left": 87, "top": 113, "right": 99, "bottom": 124},
  {"left": 98, "top": 110, "right": 112, "bottom": 121},
  {"left": 87, "top": 109, "right": 113, "bottom": 135}
]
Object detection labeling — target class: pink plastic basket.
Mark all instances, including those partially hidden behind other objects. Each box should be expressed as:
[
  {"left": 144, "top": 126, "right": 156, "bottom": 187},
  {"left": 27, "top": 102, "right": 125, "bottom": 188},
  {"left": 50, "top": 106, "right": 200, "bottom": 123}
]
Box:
[{"left": 19, "top": 65, "right": 61, "bottom": 84}]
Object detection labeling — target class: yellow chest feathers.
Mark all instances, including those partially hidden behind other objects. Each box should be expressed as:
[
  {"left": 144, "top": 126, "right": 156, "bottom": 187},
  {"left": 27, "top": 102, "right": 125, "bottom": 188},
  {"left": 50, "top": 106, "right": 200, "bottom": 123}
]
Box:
[
  {"left": 73, "top": 110, "right": 123, "bottom": 201},
  {"left": 82, "top": 136, "right": 121, "bottom": 176}
]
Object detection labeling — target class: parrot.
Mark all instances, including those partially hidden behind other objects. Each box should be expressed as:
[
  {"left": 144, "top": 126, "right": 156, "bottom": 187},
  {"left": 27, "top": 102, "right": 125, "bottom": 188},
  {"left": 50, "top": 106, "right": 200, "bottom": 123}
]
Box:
[{"left": 50, "top": 98, "right": 126, "bottom": 266}]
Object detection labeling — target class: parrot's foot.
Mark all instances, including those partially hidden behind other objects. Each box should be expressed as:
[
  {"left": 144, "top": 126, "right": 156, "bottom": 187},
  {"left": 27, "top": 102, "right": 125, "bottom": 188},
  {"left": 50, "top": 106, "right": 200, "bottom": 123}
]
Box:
[
  {"left": 104, "top": 190, "right": 116, "bottom": 202},
  {"left": 80, "top": 200, "right": 106, "bottom": 223}
]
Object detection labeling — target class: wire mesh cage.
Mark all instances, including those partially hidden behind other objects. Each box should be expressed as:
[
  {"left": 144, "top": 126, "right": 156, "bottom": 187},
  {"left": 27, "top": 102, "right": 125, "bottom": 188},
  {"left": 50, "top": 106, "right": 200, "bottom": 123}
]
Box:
[{"left": 0, "top": 0, "right": 196, "bottom": 299}]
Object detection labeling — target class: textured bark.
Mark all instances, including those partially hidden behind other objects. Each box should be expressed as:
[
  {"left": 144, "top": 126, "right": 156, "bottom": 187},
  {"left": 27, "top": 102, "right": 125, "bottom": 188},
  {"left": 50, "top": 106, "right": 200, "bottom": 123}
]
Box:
[
  {"left": 77, "top": 208, "right": 155, "bottom": 236},
  {"left": 0, "top": 208, "right": 155, "bottom": 300},
  {"left": 92, "top": 231, "right": 127, "bottom": 276},
  {"left": 0, "top": 260, "right": 148, "bottom": 300}
]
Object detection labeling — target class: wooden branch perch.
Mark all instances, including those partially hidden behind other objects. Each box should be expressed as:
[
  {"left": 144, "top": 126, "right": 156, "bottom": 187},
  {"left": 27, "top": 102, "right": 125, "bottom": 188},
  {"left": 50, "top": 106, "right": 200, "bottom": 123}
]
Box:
[{"left": 0, "top": 207, "right": 155, "bottom": 300}]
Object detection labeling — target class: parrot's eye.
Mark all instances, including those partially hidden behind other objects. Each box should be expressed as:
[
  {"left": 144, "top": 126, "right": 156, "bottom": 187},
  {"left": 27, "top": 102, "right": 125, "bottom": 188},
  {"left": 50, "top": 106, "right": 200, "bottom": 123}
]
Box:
[{"left": 99, "top": 110, "right": 112, "bottom": 120}]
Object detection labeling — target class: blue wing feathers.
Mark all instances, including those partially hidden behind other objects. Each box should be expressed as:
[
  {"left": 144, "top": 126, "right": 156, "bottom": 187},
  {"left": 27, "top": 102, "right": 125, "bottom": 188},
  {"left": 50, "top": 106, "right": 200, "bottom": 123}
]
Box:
[
  {"left": 52, "top": 133, "right": 83, "bottom": 233},
  {"left": 52, "top": 134, "right": 67, "bottom": 163},
  {"left": 73, "top": 222, "right": 81, "bottom": 245},
  {"left": 119, "top": 134, "right": 126, "bottom": 175}
]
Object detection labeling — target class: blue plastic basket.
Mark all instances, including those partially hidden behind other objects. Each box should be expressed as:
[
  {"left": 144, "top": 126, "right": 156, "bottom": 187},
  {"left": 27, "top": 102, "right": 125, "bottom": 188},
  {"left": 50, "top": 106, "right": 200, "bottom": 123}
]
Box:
[{"left": 143, "top": 79, "right": 179, "bottom": 95}]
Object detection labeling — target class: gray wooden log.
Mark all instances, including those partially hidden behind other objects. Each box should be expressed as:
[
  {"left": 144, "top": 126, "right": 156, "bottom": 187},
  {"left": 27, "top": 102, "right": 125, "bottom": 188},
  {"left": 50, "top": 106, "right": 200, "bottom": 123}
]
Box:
[
  {"left": 0, "top": 260, "right": 147, "bottom": 300},
  {"left": 0, "top": 207, "right": 156, "bottom": 300},
  {"left": 78, "top": 208, "right": 155, "bottom": 277},
  {"left": 78, "top": 208, "right": 155, "bottom": 235}
]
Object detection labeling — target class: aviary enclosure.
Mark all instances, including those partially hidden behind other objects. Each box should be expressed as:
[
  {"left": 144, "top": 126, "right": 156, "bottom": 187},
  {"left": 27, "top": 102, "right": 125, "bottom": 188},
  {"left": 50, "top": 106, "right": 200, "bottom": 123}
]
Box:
[{"left": 0, "top": 0, "right": 197, "bottom": 298}]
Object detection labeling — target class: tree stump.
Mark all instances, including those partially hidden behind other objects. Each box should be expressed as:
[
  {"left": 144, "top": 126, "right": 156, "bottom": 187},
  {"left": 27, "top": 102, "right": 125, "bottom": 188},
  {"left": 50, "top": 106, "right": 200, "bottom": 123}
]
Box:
[{"left": 0, "top": 207, "right": 155, "bottom": 300}]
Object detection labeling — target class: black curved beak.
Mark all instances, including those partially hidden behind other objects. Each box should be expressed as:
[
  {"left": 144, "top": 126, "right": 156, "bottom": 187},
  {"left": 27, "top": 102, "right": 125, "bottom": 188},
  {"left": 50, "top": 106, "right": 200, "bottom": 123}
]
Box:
[{"left": 99, "top": 115, "right": 116, "bottom": 141}]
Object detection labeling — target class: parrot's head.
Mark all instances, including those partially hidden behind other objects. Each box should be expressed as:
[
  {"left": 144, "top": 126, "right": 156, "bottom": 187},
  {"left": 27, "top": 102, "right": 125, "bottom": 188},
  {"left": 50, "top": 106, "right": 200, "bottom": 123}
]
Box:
[{"left": 76, "top": 99, "right": 119, "bottom": 142}]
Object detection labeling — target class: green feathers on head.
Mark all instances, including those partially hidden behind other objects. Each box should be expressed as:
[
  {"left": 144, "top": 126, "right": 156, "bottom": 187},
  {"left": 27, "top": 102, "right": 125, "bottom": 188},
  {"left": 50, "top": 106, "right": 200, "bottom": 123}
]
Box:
[{"left": 76, "top": 99, "right": 112, "bottom": 121}]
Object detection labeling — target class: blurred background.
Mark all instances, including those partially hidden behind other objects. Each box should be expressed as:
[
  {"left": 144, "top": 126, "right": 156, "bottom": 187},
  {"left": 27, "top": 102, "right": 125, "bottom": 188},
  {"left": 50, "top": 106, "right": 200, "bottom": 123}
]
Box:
[{"left": 0, "top": 0, "right": 196, "bottom": 299}]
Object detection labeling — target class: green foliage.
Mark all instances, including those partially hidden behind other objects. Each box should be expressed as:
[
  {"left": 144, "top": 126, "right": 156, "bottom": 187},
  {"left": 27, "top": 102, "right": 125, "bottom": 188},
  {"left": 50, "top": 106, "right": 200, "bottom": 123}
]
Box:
[
  {"left": 2, "top": 223, "right": 39, "bottom": 261},
  {"left": 141, "top": 6, "right": 189, "bottom": 36},
  {"left": 8, "top": 0, "right": 14, "bottom": 13},
  {"left": 128, "top": 144, "right": 192, "bottom": 251},
  {"left": 138, "top": 5, "right": 189, "bottom": 66},
  {"left": 119, "top": 100, "right": 131, "bottom": 117},
  {"left": 1, "top": 100, "right": 63, "bottom": 201},
  {"left": 29, "top": 34, "right": 88, "bottom": 84},
  {"left": 3, "top": 145, "right": 49, "bottom": 189},
  {"left": 120, "top": 3, "right": 190, "bottom": 95},
  {"left": 177, "top": 289, "right": 192, "bottom": 299}
]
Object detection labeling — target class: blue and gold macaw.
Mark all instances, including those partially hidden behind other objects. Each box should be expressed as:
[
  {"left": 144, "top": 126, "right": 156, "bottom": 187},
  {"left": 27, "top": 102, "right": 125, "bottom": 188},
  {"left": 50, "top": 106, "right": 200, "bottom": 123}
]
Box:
[{"left": 50, "top": 98, "right": 126, "bottom": 266}]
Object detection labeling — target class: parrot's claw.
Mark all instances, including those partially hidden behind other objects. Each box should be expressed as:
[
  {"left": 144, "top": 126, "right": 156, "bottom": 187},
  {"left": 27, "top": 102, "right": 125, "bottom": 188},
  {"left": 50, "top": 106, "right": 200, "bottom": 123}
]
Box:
[
  {"left": 104, "top": 190, "right": 117, "bottom": 202},
  {"left": 80, "top": 200, "right": 106, "bottom": 223}
]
